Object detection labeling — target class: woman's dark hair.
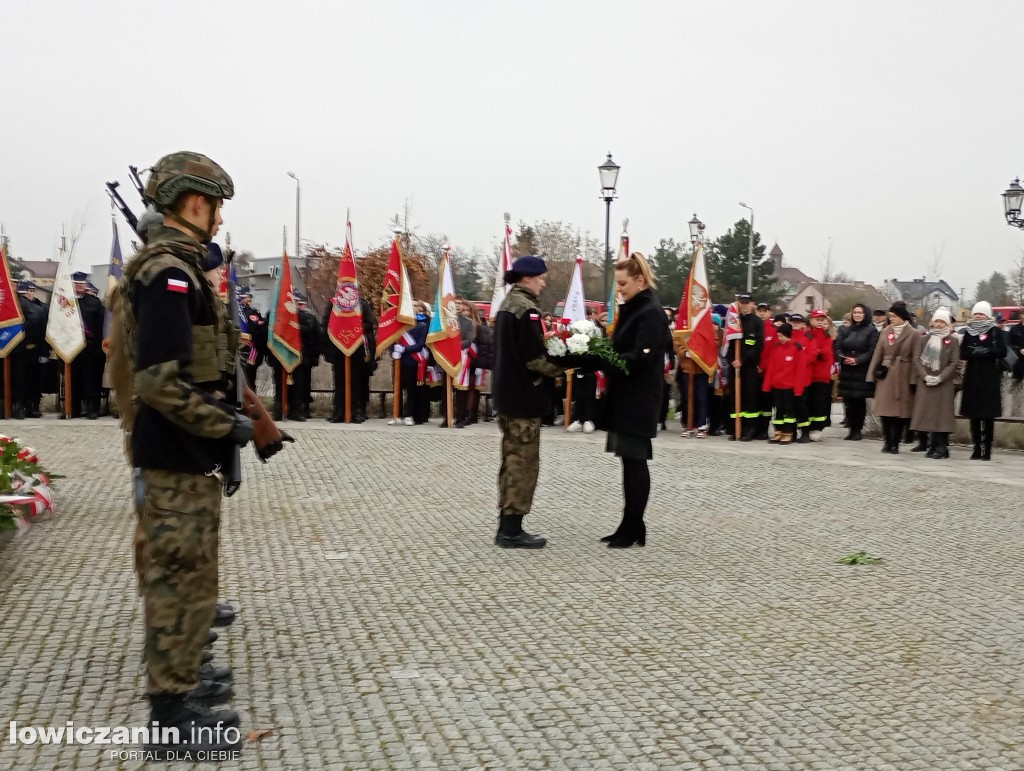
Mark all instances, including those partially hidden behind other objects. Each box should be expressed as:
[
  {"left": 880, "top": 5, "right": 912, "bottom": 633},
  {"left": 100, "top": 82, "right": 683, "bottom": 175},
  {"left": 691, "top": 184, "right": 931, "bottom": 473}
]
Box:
[{"left": 851, "top": 303, "right": 871, "bottom": 326}]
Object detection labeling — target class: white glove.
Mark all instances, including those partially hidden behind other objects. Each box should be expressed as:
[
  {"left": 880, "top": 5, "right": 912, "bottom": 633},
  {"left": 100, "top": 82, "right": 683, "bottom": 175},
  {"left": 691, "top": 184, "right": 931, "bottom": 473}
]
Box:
[
  {"left": 925, "top": 375, "right": 939, "bottom": 386},
  {"left": 391, "top": 350, "right": 402, "bottom": 360},
  {"left": 392, "top": 344, "right": 405, "bottom": 358}
]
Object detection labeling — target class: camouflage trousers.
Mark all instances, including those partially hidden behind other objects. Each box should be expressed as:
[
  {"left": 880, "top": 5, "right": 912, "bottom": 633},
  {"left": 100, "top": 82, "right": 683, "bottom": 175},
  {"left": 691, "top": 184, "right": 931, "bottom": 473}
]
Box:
[
  {"left": 134, "top": 468, "right": 221, "bottom": 695},
  {"left": 497, "top": 415, "right": 541, "bottom": 517}
]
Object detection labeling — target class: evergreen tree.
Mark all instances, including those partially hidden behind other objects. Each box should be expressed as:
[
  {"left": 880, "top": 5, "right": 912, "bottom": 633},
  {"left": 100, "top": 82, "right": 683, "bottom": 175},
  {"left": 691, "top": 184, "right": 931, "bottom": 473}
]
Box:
[
  {"left": 706, "top": 219, "right": 781, "bottom": 303},
  {"left": 453, "top": 253, "right": 484, "bottom": 299},
  {"left": 647, "top": 238, "right": 692, "bottom": 307}
]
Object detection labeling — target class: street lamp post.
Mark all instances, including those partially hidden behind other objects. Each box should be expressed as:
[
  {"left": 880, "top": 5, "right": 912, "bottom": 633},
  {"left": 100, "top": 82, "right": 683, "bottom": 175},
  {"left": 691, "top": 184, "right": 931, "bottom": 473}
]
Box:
[
  {"left": 1003, "top": 178, "right": 1024, "bottom": 229},
  {"left": 598, "top": 153, "right": 620, "bottom": 304},
  {"left": 738, "top": 201, "right": 754, "bottom": 293},
  {"left": 688, "top": 213, "right": 705, "bottom": 246},
  {"left": 287, "top": 172, "right": 301, "bottom": 268}
]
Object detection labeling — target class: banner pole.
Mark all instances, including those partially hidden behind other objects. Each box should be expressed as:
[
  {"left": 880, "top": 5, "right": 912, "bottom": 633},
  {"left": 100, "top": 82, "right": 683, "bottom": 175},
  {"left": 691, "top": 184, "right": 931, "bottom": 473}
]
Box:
[
  {"left": 392, "top": 359, "right": 401, "bottom": 423},
  {"left": 687, "top": 359, "right": 695, "bottom": 432},
  {"left": 65, "top": 362, "right": 73, "bottom": 419},
  {"left": 446, "top": 375, "right": 454, "bottom": 428},
  {"left": 282, "top": 370, "right": 288, "bottom": 420},
  {"left": 564, "top": 370, "right": 574, "bottom": 429},
  {"left": 3, "top": 357, "right": 9, "bottom": 419},
  {"left": 344, "top": 356, "right": 352, "bottom": 423},
  {"left": 733, "top": 339, "right": 742, "bottom": 438}
]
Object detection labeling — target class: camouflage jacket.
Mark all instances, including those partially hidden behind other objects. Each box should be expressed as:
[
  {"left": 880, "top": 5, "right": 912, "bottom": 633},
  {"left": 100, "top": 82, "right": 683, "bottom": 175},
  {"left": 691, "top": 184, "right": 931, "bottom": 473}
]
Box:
[{"left": 123, "top": 224, "right": 236, "bottom": 474}]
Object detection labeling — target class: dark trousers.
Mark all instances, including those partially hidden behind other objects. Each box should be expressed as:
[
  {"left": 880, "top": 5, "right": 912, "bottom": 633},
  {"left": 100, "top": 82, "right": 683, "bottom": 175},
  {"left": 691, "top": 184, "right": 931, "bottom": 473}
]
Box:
[
  {"left": 270, "top": 360, "right": 303, "bottom": 417},
  {"left": 571, "top": 373, "right": 596, "bottom": 423},
  {"left": 728, "top": 367, "right": 762, "bottom": 436},
  {"left": 772, "top": 388, "right": 797, "bottom": 436},
  {"left": 969, "top": 418, "right": 995, "bottom": 453},
  {"left": 331, "top": 356, "right": 369, "bottom": 418},
  {"left": 676, "top": 371, "right": 710, "bottom": 428},
  {"left": 806, "top": 381, "right": 831, "bottom": 430},
  {"left": 242, "top": 361, "right": 260, "bottom": 390},
  {"left": 440, "top": 376, "right": 470, "bottom": 423},
  {"left": 400, "top": 366, "right": 430, "bottom": 423},
  {"left": 10, "top": 346, "right": 41, "bottom": 408},
  {"left": 845, "top": 397, "right": 867, "bottom": 433},
  {"left": 71, "top": 347, "right": 103, "bottom": 414}
]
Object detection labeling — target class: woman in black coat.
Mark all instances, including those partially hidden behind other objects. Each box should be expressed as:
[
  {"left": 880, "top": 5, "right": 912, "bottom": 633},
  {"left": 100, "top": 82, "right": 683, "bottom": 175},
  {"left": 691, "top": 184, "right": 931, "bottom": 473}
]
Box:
[
  {"left": 960, "top": 301, "right": 1007, "bottom": 460},
  {"left": 597, "top": 253, "right": 669, "bottom": 548},
  {"left": 833, "top": 303, "right": 879, "bottom": 441}
]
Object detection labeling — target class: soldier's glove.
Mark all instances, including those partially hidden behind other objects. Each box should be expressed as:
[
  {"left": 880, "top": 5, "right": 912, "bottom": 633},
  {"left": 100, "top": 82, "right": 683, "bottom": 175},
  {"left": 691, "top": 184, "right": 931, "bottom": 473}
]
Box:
[
  {"left": 230, "top": 413, "right": 254, "bottom": 446},
  {"left": 255, "top": 430, "right": 295, "bottom": 462},
  {"left": 240, "top": 383, "right": 296, "bottom": 463}
]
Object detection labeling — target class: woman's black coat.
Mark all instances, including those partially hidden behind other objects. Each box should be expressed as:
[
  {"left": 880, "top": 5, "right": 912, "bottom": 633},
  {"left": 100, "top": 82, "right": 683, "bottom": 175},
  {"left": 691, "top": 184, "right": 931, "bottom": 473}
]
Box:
[
  {"left": 959, "top": 326, "right": 1007, "bottom": 418},
  {"left": 834, "top": 319, "right": 879, "bottom": 400},
  {"left": 599, "top": 288, "right": 669, "bottom": 438}
]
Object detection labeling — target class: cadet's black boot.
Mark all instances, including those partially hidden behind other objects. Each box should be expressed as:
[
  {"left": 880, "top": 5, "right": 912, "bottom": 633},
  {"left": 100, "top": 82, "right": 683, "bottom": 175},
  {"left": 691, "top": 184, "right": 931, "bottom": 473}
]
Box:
[
  {"left": 911, "top": 432, "right": 928, "bottom": 452},
  {"left": 187, "top": 679, "right": 234, "bottom": 705},
  {"left": 29, "top": 401, "right": 41, "bottom": 418},
  {"left": 931, "top": 433, "right": 949, "bottom": 459},
  {"left": 796, "top": 428, "right": 812, "bottom": 444},
  {"left": 86, "top": 399, "right": 99, "bottom": 420},
  {"left": 199, "top": 662, "right": 233, "bottom": 683},
  {"left": 145, "top": 692, "right": 241, "bottom": 761},
  {"left": 495, "top": 514, "right": 546, "bottom": 549},
  {"left": 11, "top": 403, "right": 24, "bottom": 420},
  {"left": 206, "top": 630, "right": 219, "bottom": 646},
  {"left": 327, "top": 409, "right": 343, "bottom": 423},
  {"left": 213, "top": 603, "right": 235, "bottom": 628}
]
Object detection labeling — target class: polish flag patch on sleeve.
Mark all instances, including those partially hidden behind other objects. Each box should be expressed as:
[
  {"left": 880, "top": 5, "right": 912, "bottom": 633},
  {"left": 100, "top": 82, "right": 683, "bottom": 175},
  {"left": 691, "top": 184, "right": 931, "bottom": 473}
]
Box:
[
  {"left": 529, "top": 313, "right": 540, "bottom": 320},
  {"left": 167, "top": 278, "right": 189, "bottom": 294}
]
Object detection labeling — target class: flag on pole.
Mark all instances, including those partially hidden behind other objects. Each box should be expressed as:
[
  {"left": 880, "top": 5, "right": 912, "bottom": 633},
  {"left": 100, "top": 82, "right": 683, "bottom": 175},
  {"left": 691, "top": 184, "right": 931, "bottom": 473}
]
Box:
[
  {"left": 673, "top": 241, "right": 717, "bottom": 376},
  {"left": 488, "top": 213, "right": 514, "bottom": 320},
  {"left": 605, "top": 230, "right": 628, "bottom": 334},
  {"left": 268, "top": 249, "right": 302, "bottom": 373},
  {"left": 231, "top": 263, "right": 249, "bottom": 340},
  {"left": 427, "top": 247, "right": 464, "bottom": 378},
  {"left": 0, "top": 243, "right": 24, "bottom": 358},
  {"left": 722, "top": 301, "right": 743, "bottom": 352},
  {"left": 562, "top": 256, "right": 587, "bottom": 323},
  {"left": 327, "top": 215, "right": 364, "bottom": 356},
  {"left": 102, "top": 219, "right": 125, "bottom": 352},
  {"left": 45, "top": 248, "right": 85, "bottom": 363},
  {"left": 375, "top": 232, "right": 415, "bottom": 356}
]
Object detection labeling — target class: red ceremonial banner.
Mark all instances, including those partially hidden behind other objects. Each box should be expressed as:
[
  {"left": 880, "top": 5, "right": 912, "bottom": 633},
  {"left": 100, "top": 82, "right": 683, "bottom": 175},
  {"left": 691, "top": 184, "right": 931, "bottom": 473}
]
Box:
[
  {"left": 375, "top": 233, "right": 415, "bottom": 357},
  {"left": 327, "top": 219, "right": 364, "bottom": 357}
]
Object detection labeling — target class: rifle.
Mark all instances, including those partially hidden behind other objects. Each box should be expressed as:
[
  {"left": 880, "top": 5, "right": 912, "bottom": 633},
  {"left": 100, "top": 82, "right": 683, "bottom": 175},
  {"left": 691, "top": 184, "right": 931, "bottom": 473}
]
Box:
[
  {"left": 223, "top": 245, "right": 244, "bottom": 497},
  {"left": 104, "top": 180, "right": 139, "bottom": 235}
]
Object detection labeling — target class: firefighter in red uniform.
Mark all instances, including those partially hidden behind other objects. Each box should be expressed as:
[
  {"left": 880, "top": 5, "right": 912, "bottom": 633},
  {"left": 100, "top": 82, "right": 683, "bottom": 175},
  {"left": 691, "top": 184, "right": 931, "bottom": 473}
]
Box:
[{"left": 761, "top": 322, "right": 808, "bottom": 444}]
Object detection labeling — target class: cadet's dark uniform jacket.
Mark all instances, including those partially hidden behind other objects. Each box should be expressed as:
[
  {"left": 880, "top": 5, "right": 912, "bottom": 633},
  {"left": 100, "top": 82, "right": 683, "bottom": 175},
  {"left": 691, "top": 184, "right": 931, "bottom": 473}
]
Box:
[
  {"left": 128, "top": 225, "right": 236, "bottom": 474},
  {"left": 493, "top": 285, "right": 562, "bottom": 417}
]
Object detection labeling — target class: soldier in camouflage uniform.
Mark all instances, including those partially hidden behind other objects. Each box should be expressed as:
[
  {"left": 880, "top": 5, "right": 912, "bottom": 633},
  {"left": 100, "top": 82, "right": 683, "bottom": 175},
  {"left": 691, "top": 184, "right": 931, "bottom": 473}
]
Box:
[
  {"left": 110, "top": 151, "right": 252, "bottom": 760},
  {"left": 491, "top": 256, "right": 564, "bottom": 549}
]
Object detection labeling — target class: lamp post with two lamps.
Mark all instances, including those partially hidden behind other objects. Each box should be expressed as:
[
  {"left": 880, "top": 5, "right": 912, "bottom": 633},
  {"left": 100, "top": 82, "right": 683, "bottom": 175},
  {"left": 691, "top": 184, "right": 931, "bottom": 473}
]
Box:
[{"left": 1002, "top": 178, "right": 1024, "bottom": 229}]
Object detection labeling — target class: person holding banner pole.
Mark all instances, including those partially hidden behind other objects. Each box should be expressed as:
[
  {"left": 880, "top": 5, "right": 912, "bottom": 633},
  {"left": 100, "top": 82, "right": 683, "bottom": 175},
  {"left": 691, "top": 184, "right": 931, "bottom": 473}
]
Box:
[{"left": 727, "top": 293, "right": 764, "bottom": 441}]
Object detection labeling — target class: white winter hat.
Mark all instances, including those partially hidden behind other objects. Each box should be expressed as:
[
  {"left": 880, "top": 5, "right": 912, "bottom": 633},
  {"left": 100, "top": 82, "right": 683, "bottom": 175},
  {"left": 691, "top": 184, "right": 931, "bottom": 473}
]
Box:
[
  {"left": 971, "top": 301, "right": 993, "bottom": 318},
  {"left": 931, "top": 307, "right": 952, "bottom": 326}
]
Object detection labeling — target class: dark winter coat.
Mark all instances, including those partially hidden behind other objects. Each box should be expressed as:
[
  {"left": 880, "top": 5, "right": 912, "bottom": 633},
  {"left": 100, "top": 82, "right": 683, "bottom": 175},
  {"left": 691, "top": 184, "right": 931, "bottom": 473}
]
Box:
[
  {"left": 599, "top": 288, "right": 670, "bottom": 438},
  {"left": 492, "top": 285, "right": 563, "bottom": 417},
  {"left": 834, "top": 319, "right": 878, "bottom": 400},
  {"left": 959, "top": 326, "right": 1007, "bottom": 418},
  {"left": 474, "top": 323, "right": 494, "bottom": 370}
]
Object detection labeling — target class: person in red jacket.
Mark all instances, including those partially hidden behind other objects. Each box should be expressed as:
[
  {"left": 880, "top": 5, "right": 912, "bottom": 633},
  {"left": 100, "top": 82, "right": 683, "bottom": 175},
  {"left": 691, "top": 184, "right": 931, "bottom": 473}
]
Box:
[
  {"left": 754, "top": 308, "right": 784, "bottom": 439},
  {"left": 805, "top": 309, "right": 836, "bottom": 441},
  {"left": 762, "top": 323, "right": 807, "bottom": 444}
]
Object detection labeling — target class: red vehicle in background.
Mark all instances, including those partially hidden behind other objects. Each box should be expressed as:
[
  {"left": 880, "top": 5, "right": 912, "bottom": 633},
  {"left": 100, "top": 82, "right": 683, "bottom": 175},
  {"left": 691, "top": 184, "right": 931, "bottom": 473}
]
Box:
[{"left": 552, "top": 300, "right": 606, "bottom": 319}]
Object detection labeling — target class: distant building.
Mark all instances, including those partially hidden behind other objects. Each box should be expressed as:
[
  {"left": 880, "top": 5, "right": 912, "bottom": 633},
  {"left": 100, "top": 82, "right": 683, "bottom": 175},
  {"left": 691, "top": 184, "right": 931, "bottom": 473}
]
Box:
[
  {"left": 15, "top": 260, "right": 59, "bottom": 304},
  {"left": 768, "top": 243, "right": 816, "bottom": 302},
  {"left": 786, "top": 281, "right": 891, "bottom": 317},
  {"left": 883, "top": 278, "right": 960, "bottom": 318}
]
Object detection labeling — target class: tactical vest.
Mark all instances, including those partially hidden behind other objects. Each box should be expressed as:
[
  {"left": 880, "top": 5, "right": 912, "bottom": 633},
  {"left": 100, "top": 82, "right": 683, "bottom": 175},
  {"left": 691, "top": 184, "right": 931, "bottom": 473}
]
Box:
[{"left": 107, "top": 240, "right": 239, "bottom": 436}]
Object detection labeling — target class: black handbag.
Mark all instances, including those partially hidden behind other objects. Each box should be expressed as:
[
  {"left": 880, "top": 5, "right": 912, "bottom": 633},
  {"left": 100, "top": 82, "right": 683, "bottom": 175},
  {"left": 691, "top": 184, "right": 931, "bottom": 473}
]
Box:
[{"left": 874, "top": 364, "right": 888, "bottom": 380}]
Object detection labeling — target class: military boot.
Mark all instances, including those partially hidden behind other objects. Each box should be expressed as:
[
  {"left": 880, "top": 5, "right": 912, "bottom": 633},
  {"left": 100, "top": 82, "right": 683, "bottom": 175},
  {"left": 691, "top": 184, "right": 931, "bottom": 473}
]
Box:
[
  {"left": 199, "top": 662, "right": 233, "bottom": 684},
  {"left": 144, "top": 692, "right": 241, "bottom": 761},
  {"left": 495, "top": 514, "right": 546, "bottom": 549},
  {"left": 213, "top": 603, "right": 235, "bottom": 628},
  {"left": 187, "top": 679, "right": 233, "bottom": 705},
  {"left": 11, "top": 403, "right": 24, "bottom": 420}
]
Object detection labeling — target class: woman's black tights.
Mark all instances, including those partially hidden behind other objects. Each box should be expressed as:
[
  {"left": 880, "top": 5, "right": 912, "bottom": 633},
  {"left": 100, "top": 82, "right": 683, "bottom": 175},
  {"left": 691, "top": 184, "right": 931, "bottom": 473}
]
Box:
[{"left": 622, "top": 458, "right": 650, "bottom": 524}]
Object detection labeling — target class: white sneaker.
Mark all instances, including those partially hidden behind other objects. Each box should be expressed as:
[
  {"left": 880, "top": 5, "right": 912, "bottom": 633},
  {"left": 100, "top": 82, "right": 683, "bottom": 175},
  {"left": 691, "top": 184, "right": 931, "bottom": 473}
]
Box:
[
  {"left": 403, "top": 417, "right": 414, "bottom": 426},
  {"left": 386, "top": 418, "right": 400, "bottom": 426},
  {"left": 566, "top": 421, "right": 582, "bottom": 433},
  {"left": 809, "top": 430, "right": 823, "bottom": 442},
  {"left": 582, "top": 421, "right": 595, "bottom": 434}
]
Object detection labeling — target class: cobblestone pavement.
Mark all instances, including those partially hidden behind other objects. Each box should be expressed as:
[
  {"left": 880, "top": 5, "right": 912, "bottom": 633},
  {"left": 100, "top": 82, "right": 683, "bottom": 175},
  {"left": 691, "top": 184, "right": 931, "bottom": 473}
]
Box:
[{"left": 1, "top": 416, "right": 1023, "bottom": 770}]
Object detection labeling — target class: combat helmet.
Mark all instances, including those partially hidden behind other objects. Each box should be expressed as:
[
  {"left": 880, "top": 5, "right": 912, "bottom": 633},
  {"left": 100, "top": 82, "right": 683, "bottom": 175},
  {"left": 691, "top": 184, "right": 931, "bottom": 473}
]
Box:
[{"left": 143, "top": 151, "right": 233, "bottom": 242}]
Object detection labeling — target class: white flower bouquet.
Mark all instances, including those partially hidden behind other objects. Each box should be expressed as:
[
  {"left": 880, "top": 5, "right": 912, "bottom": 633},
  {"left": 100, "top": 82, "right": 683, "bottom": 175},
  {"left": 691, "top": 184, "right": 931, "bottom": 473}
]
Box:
[{"left": 545, "top": 318, "right": 627, "bottom": 373}]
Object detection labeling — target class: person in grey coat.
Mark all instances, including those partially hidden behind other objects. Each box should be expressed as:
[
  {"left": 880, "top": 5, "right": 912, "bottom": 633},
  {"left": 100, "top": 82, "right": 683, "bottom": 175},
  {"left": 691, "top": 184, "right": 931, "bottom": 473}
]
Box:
[
  {"left": 867, "top": 305, "right": 921, "bottom": 453},
  {"left": 910, "top": 308, "right": 960, "bottom": 459}
]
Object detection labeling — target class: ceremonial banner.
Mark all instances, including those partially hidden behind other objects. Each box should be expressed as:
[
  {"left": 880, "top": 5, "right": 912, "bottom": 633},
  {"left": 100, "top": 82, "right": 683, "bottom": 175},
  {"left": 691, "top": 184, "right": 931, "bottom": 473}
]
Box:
[
  {"left": 268, "top": 250, "right": 301, "bottom": 373},
  {"left": 45, "top": 249, "right": 85, "bottom": 362},
  {"left": 605, "top": 231, "right": 628, "bottom": 334},
  {"left": 375, "top": 232, "right": 415, "bottom": 356},
  {"left": 327, "top": 217, "right": 364, "bottom": 356},
  {"left": 674, "top": 242, "right": 717, "bottom": 376},
  {"left": 102, "top": 219, "right": 124, "bottom": 351},
  {"left": 427, "top": 248, "right": 464, "bottom": 378},
  {"left": 231, "top": 263, "right": 249, "bottom": 341},
  {"left": 488, "top": 214, "right": 514, "bottom": 320},
  {"left": 0, "top": 244, "right": 24, "bottom": 357},
  {"left": 722, "top": 301, "right": 743, "bottom": 351},
  {"left": 562, "top": 257, "right": 586, "bottom": 324}
]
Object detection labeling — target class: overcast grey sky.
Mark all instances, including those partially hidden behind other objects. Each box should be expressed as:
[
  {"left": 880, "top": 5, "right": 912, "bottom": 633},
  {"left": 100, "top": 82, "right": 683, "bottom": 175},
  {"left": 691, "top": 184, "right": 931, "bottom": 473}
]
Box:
[{"left": 4, "top": 0, "right": 1024, "bottom": 300}]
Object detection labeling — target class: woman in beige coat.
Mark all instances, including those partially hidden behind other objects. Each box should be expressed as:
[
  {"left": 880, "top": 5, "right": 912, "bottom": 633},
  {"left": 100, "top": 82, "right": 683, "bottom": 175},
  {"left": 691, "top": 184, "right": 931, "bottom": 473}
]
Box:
[
  {"left": 910, "top": 308, "right": 960, "bottom": 459},
  {"left": 867, "top": 305, "right": 919, "bottom": 453}
]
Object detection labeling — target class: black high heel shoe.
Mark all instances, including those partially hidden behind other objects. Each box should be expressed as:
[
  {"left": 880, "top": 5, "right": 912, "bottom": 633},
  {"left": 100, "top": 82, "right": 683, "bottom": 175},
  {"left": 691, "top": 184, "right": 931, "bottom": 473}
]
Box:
[
  {"left": 607, "top": 523, "right": 646, "bottom": 549},
  {"left": 599, "top": 519, "right": 626, "bottom": 543}
]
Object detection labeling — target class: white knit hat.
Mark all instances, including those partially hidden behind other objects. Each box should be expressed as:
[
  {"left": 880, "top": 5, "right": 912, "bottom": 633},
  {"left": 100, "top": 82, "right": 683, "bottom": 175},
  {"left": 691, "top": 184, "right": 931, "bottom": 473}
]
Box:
[
  {"left": 971, "top": 301, "right": 993, "bottom": 318},
  {"left": 931, "top": 307, "right": 952, "bottom": 326}
]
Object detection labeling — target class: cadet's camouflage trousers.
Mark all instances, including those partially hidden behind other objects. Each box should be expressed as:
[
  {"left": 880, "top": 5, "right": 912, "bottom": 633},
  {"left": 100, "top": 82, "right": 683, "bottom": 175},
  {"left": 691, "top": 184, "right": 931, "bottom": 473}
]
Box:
[
  {"left": 134, "top": 468, "right": 221, "bottom": 695},
  {"left": 497, "top": 415, "right": 541, "bottom": 517}
]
